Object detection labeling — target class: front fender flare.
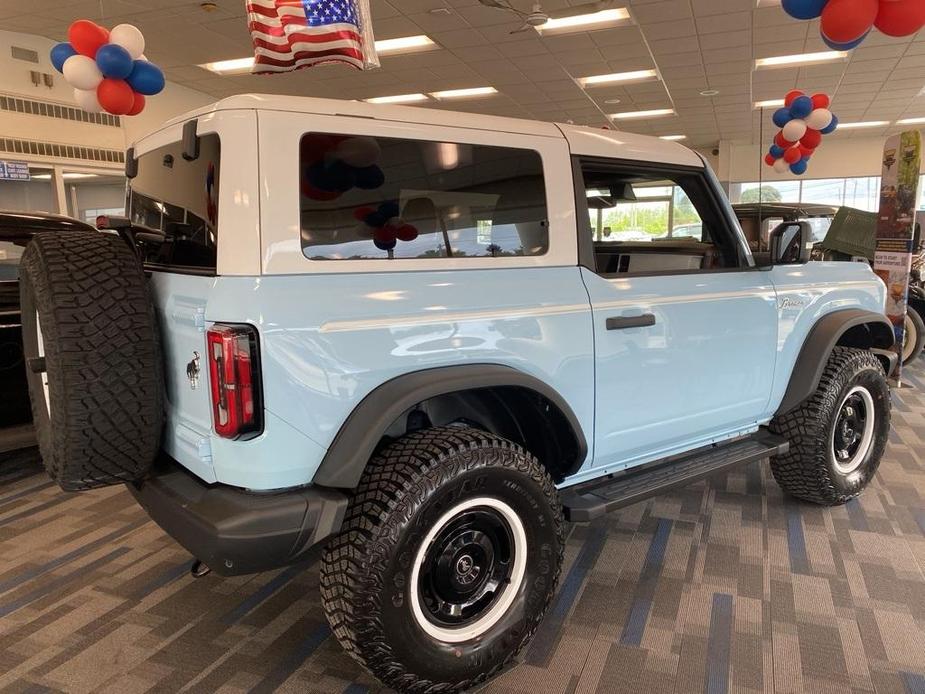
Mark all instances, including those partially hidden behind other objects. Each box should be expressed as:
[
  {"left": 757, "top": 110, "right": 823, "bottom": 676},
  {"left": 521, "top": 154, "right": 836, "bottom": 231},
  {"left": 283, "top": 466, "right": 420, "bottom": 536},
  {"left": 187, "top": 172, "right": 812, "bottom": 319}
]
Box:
[{"left": 311, "top": 364, "right": 588, "bottom": 489}]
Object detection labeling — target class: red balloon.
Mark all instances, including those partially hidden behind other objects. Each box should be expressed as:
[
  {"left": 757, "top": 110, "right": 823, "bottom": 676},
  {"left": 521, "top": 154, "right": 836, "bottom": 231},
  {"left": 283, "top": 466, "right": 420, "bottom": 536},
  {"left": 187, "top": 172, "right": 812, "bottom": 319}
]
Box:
[
  {"left": 775, "top": 131, "right": 794, "bottom": 148},
  {"left": 97, "top": 78, "right": 135, "bottom": 115},
  {"left": 300, "top": 133, "right": 338, "bottom": 162},
  {"left": 821, "top": 0, "right": 878, "bottom": 43},
  {"left": 811, "top": 93, "right": 830, "bottom": 109},
  {"left": 68, "top": 20, "right": 109, "bottom": 58},
  {"left": 396, "top": 224, "right": 419, "bottom": 242},
  {"left": 800, "top": 129, "right": 823, "bottom": 149},
  {"left": 126, "top": 92, "right": 145, "bottom": 116},
  {"left": 784, "top": 147, "right": 802, "bottom": 164},
  {"left": 764, "top": 153, "right": 777, "bottom": 166},
  {"left": 373, "top": 226, "right": 397, "bottom": 244},
  {"left": 875, "top": 0, "right": 925, "bottom": 37},
  {"left": 353, "top": 206, "right": 375, "bottom": 221},
  {"left": 799, "top": 144, "right": 815, "bottom": 159},
  {"left": 784, "top": 90, "right": 805, "bottom": 107},
  {"left": 300, "top": 181, "right": 340, "bottom": 201}
]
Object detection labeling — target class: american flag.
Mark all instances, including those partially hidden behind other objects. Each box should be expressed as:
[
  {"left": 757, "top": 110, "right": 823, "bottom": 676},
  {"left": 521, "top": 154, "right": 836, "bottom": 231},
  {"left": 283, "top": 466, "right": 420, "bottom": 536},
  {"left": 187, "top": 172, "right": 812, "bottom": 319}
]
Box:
[{"left": 247, "top": 0, "right": 377, "bottom": 73}]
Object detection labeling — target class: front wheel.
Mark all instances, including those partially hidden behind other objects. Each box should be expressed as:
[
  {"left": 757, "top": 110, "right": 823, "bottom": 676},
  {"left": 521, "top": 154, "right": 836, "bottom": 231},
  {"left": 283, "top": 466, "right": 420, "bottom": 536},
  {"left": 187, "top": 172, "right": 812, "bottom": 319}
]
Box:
[
  {"left": 902, "top": 306, "right": 925, "bottom": 365},
  {"left": 320, "top": 426, "right": 564, "bottom": 693},
  {"left": 770, "top": 347, "right": 890, "bottom": 506}
]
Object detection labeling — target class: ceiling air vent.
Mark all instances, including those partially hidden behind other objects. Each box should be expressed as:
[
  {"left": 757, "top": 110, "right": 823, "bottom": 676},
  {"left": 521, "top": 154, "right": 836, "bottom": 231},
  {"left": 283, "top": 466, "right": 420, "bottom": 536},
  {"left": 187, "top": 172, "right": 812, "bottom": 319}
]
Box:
[
  {"left": 11, "top": 46, "right": 39, "bottom": 63},
  {"left": 0, "top": 93, "right": 121, "bottom": 127},
  {"left": 0, "top": 137, "right": 124, "bottom": 164}
]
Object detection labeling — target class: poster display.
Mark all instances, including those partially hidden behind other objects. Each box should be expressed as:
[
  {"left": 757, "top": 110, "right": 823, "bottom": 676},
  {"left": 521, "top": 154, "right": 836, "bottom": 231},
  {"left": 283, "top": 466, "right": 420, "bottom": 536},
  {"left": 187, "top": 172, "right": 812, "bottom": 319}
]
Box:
[
  {"left": 0, "top": 160, "right": 30, "bottom": 181},
  {"left": 872, "top": 129, "right": 922, "bottom": 383}
]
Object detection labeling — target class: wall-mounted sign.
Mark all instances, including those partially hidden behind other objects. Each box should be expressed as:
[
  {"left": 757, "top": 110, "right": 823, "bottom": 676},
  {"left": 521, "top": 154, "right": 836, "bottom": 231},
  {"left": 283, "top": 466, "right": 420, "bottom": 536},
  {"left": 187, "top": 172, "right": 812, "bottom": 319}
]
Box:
[{"left": 0, "top": 160, "right": 30, "bottom": 181}]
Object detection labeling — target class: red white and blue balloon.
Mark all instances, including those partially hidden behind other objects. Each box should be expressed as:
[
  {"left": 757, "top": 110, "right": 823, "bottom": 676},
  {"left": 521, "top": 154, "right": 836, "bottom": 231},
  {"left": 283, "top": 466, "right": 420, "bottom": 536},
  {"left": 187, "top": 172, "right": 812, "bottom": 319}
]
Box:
[
  {"left": 50, "top": 20, "right": 165, "bottom": 117},
  {"left": 781, "top": 0, "right": 925, "bottom": 49},
  {"left": 765, "top": 91, "right": 838, "bottom": 176}
]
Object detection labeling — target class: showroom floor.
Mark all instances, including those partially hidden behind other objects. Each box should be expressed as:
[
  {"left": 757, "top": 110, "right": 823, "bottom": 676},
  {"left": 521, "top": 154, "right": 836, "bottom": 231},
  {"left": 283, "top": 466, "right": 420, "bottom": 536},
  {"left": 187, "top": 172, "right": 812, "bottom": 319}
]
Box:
[{"left": 1, "top": 375, "right": 924, "bottom": 694}]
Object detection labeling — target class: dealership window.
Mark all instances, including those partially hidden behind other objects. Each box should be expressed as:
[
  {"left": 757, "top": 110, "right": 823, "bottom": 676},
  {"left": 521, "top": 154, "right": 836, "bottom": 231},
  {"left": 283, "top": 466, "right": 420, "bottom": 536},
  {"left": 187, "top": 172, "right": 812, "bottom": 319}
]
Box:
[
  {"left": 298, "top": 134, "right": 548, "bottom": 260},
  {"left": 729, "top": 175, "right": 925, "bottom": 212}
]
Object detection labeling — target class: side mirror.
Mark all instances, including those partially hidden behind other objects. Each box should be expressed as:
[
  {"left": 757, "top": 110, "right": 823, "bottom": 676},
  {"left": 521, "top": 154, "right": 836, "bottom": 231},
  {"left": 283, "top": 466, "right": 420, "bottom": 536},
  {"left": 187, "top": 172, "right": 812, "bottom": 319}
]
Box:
[{"left": 769, "top": 221, "right": 813, "bottom": 265}]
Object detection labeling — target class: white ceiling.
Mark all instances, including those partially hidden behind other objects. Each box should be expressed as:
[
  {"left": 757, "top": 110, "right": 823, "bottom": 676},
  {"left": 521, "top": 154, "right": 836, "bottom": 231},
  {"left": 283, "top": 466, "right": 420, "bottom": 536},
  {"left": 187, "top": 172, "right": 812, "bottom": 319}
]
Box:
[{"left": 3, "top": 0, "right": 925, "bottom": 147}]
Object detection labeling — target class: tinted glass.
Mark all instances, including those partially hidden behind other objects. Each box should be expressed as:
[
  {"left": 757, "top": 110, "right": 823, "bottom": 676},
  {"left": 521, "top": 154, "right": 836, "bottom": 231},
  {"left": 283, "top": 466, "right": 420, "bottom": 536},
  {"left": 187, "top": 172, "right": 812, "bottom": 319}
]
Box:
[{"left": 299, "top": 134, "right": 548, "bottom": 260}]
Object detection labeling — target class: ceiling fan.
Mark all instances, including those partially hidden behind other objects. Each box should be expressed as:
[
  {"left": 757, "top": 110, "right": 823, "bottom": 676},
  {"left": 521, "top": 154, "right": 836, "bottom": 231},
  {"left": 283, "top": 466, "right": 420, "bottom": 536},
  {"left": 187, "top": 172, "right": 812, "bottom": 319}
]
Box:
[{"left": 477, "top": 0, "right": 619, "bottom": 34}]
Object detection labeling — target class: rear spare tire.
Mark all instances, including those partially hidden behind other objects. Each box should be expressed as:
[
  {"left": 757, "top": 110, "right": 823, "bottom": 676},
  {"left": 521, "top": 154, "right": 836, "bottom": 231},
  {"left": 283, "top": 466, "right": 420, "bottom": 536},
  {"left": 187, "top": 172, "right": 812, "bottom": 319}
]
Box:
[{"left": 19, "top": 230, "right": 163, "bottom": 490}]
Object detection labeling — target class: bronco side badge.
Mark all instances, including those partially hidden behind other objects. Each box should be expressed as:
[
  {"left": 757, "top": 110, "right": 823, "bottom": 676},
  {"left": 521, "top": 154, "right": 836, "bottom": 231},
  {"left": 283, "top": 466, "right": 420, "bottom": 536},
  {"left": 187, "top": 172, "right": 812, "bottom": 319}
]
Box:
[{"left": 187, "top": 351, "right": 200, "bottom": 390}]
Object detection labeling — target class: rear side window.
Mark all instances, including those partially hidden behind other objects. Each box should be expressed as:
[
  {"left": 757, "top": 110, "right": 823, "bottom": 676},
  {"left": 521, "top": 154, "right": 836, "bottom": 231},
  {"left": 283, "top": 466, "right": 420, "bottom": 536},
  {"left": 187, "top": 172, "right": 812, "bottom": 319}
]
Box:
[
  {"left": 298, "top": 134, "right": 548, "bottom": 260},
  {"left": 128, "top": 133, "right": 220, "bottom": 272}
]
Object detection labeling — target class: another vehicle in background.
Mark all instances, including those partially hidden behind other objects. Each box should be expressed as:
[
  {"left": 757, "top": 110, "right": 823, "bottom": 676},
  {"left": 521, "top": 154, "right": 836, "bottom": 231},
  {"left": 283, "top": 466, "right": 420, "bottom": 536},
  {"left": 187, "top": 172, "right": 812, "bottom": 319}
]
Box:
[{"left": 0, "top": 211, "right": 97, "bottom": 454}]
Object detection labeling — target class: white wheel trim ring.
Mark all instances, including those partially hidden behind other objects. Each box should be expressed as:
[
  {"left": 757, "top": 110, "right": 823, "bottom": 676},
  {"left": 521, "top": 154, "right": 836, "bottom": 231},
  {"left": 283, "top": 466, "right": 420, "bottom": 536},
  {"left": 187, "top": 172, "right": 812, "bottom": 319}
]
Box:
[
  {"left": 409, "top": 496, "right": 527, "bottom": 644},
  {"left": 902, "top": 314, "right": 915, "bottom": 362},
  {"left": 829, "top": 385, "right": 876, "bottom": 475},
  {"left": 35, "top": 310, "right": 50, "bottom": 418}
]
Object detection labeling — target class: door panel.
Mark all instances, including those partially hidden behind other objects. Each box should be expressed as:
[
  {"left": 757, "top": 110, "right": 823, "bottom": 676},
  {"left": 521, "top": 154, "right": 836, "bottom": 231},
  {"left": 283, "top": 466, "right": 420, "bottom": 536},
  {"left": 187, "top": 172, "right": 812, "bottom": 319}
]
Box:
[{"left": 581, "top": 267, "right": 778, "bottom": 477}]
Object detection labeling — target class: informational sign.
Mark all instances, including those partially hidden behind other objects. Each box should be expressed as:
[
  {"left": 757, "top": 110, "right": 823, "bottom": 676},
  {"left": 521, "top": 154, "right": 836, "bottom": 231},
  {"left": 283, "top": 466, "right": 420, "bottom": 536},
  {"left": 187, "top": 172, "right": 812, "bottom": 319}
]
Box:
[
  {"left": 873, "top": 130, "right": 922, "bottom": 384},
  {"left": 0, "top": 160, "right": 30, "bottom": 181}
]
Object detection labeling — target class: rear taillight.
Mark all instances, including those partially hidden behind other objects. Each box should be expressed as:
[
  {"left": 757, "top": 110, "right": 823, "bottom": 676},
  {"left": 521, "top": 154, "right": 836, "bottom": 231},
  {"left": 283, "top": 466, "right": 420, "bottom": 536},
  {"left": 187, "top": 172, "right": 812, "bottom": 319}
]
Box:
[{"left": 206, "top": 324, "right": 262, "bottom": 439}]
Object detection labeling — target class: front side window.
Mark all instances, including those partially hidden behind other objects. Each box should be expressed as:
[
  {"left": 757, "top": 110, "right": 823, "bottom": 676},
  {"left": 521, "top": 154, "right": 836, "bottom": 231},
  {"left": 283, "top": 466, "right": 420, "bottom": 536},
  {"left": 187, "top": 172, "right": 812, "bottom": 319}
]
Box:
[
  {"left": 128, "top": 133, "right": 220, "bottom": 271},
  {"left": 299, "top": 134, "right": 548, "bottom": 260}
]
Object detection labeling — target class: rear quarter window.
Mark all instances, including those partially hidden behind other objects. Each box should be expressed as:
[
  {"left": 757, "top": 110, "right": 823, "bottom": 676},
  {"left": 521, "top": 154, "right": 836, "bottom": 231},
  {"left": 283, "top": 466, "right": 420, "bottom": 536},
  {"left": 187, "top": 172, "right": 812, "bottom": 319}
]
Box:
[{"left": 298, "top": 134, "right": 549, "bottom": 261}]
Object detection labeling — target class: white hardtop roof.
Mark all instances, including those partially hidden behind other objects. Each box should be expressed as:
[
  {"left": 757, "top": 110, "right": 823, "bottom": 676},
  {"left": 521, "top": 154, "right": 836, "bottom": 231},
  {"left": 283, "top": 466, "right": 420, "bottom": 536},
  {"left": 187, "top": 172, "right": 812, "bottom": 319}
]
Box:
[{"left": 156, "top": 94, "right": 703, "bottom": 169}]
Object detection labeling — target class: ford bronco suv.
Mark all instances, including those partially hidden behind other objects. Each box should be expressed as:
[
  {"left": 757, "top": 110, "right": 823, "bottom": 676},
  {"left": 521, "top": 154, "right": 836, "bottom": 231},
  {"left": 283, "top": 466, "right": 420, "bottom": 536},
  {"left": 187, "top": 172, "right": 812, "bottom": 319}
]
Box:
[{"left": 18, "top": 96, "right": 895, "bottom": 693}]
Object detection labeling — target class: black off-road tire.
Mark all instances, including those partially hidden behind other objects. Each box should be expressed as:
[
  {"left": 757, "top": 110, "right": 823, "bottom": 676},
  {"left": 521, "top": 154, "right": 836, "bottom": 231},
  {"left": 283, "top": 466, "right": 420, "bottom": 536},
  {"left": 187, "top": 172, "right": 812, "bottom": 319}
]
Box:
[
  {"left": 19, "top": 230, "right": 164, "bottom": 491},
  {"left": 769, "top": 347, "right": 890, "bottom": 506},
  {"left": 320, "top": 426, "right": 565, "bottom": 693},
  {"left": 902, "top": 306, "right": 924, "bottom": 365}
]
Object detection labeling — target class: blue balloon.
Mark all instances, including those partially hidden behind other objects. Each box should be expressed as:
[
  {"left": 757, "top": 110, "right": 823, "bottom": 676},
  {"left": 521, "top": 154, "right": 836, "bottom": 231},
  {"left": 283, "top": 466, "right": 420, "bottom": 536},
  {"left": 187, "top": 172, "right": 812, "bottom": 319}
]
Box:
[
  {"left": 50, "top": 42, "right": 77, "bottom": 73},
  {"left": 781, "top": 0, "right": 827, "bottom": 20},
  {"left": 822, "top": 29, "right": 869, "bottom": 51},
  {"left": 789, "top": 96, "right": 813, "bottom": 119},
  {"left": 307, "top": 160, "right": 354, "bottom": 192},
  {"left": 374, "top": 237, "right": 397, "bottom": 251},
  {"left": 355, "top": 165, "right": 385, "bottom": 190},
  {"left": 364, "top": 211, "right": 387, "bottom": 227},
  {"left": 820, "top": 114, "right": 838, "bottom": 135},
  {"left": 770, "top": 144, "right": 785, "bottom": 158},
  {"left": 126, "top": 60, "right": 165, "bottom": 96},
  {"left": 790, "top": 158, "right": 809, "bottom": 175},
  {"left": 378, "top": 201, "right": 400, "bottom": 219},
  {"left": 95, "top": 43, "right": 134, "bottom": 79},
  {"left": 772, "top": 108, "right": 793, "bottom": 128}
]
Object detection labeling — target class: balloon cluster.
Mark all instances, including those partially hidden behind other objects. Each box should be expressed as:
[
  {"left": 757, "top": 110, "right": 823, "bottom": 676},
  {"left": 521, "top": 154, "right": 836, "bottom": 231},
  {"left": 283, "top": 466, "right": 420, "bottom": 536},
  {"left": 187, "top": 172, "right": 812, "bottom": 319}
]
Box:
[
  {"left": 765, "top": 91, "right": 838, "bottom": 176},
  {"left": 782, "top": 0, "right": 925, "bottom": 49},
  {"left": 301, "top": 134, "right": 386, "bottom": 201},
  {"left": 50, "top": 20, "right": 165, "bottom": 116},
  {"left": 352, "top": 202, "right": 419, "bottom": 252}
]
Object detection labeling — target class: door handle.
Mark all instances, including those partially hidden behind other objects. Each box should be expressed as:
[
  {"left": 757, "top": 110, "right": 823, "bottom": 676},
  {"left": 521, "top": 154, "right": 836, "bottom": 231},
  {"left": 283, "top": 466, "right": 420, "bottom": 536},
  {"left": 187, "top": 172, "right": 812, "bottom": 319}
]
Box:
[{"left": 606, "top": 314, "right": 656, "bottom": 331}]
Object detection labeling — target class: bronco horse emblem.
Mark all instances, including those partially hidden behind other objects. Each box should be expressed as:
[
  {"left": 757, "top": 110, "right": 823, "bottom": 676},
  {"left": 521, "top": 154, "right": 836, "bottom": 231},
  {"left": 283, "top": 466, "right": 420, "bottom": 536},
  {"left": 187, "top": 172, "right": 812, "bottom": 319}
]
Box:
[{"left": 186, "top": 351, "right": 200, "bottom": 390}]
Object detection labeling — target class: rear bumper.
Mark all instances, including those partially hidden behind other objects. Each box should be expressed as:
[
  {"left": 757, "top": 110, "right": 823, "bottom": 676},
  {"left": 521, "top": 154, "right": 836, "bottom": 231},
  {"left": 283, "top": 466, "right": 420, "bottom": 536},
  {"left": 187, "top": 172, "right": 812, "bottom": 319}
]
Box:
[{"left": 128, "top": 456, "right": 348, "bottom": 576}]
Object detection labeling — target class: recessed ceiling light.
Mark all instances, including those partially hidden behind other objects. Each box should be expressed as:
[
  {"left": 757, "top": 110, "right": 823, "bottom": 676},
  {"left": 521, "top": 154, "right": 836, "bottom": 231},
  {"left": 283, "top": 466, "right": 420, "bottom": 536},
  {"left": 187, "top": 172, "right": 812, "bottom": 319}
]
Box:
[
  {"left": 754, "top": 99, "right": 786, "bottom": 109},
  {"left": 836, "top": 121, "right": 891, "bottom": 129},
  {"left": 700, "top": 89, "right": 720, "bottom": 96},
  {"left": 538, "top": 8, "right": 630, "bottom": 33},
  {"left": 659, "top": 135, "right": 687, "bottom": 141},
  {"left": 610, "top": 108, "right": 675, "bottom": 120},
  {"left": 578, "top": 69, "right": 658, "bottom": 87},
  {"left": 755, "top": 51, "right": 848, "bottom": 69},
  {"left": 897, "top": 117, "right": 925, "bottom": 125},
  {"left": 364, "top": 93, "right": 430, "bottom": 104},
  {"left": 603, "top": 98, "right": 622, "bottom": 104},
  {"left": 200, "top": 34, "right": 438, "bottom": 74},
  {"left": 430, "top": 86, "right": 498, "bottom": 99}
]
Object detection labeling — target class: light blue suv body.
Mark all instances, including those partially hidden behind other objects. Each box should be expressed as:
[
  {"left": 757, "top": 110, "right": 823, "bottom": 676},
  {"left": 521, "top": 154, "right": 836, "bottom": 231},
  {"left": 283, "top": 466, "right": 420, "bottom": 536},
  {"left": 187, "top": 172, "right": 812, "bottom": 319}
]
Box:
[{"left": 125, "top": 96, "right": 893, "bottom": 578}]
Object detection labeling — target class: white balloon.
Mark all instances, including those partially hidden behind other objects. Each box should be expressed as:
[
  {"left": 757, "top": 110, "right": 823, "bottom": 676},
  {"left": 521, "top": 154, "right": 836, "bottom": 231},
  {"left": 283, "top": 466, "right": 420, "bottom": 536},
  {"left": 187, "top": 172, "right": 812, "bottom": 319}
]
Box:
[
  {"left": 109, "top": 24, "right": 145, "bottom": 59},
  {"left": 782, "top": 119, "right": 807, "bottom": 143},
  {"left": 73, "top": 87, "right": 102, "bottom": 113},
  {"left": 336, "top": 136, "right": 381, "bottom": 168},
  {"left": 773, "top": 158, "right": 790, "bottom": 174},
  {"left": 805, "top": 108, "right": 833, "bottom": 131},
  {"left": 63, "top": 55, "right": 102, "bottom": 90}
]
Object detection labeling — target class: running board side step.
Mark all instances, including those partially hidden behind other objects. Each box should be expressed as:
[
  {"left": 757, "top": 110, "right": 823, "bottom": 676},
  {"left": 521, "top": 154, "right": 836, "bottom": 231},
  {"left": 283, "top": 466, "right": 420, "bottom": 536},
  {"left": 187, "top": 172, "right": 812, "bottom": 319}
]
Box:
[{"left": 559, "top": 431, "right": 789, "bottom": 522}]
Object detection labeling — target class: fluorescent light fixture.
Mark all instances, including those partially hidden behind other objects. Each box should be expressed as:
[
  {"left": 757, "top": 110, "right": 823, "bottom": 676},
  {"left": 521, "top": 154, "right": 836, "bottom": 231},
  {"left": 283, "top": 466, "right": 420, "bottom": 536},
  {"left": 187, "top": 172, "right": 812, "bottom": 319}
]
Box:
[
  {"left": 755, "top": 51, "right": 848, "bottom": 69},
  {"left": 32, "top": 173, "right": 99, "bottom": 180},
  {"left": 836, "top": 121, "right": 891, "bottom": 129},
  {"left": 364, "top": 93, "right": 429, "bottom": 104},
  {"left": 659, "top": 135, "right": 687, "bottom": 141},
  {"left": 897, "top": 117, "right": 925, "bottom": 125},
  {"left": 578, "top": 69, "right": 657, "bottom": 87},
  {"left": 754, "top": 99, "right": 785, "bottom": 109},
  {"left": 430, "top": 86, "right": 498, "bottom": 99},
  {"left": 538, "top": 7, "right": 630, "bottom": 32},
  {"left": 201, "top": 34, "right": 437, "bottom": 74},
  {"left": 610, "top": 108, "right": 675, "bottom": 120}
]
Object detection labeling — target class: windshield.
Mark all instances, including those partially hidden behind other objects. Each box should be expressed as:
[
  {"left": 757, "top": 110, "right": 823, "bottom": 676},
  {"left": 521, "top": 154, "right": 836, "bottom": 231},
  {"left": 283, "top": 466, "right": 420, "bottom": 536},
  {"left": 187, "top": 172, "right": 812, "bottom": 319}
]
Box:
[{"left": 127, "top": 133, "right": 220, "bottom": 271}]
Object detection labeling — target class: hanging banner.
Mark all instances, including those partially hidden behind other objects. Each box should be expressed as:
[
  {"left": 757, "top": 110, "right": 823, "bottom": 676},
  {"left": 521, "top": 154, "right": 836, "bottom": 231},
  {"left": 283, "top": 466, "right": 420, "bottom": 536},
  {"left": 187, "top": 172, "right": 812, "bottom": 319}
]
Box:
[{"left": 872, "top": 129, "right": 922, "bottom": 383}]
